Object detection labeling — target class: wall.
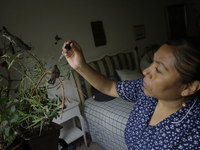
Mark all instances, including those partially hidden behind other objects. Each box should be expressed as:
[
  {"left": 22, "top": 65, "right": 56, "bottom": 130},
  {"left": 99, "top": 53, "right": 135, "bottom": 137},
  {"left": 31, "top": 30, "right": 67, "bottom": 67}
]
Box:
[{"left": 0, "top": 0, "right": 199, "bottom": 101}]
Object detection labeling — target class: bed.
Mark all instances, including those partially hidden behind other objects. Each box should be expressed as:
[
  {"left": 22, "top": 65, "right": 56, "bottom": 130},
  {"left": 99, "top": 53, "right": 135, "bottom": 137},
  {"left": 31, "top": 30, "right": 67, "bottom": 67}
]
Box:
[{"left": 70, "top": 49, "right": 144, "bottom": 150}]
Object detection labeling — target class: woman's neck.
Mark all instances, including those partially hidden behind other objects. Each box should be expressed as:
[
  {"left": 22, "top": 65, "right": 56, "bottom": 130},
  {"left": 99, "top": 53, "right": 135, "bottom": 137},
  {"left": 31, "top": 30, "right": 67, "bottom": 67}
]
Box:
[
  {"left": 157, "top": 97, "right": 190, "bottom": 112},
  {"left": 148, "top": 98, "right": 186, "bottom": 126}
]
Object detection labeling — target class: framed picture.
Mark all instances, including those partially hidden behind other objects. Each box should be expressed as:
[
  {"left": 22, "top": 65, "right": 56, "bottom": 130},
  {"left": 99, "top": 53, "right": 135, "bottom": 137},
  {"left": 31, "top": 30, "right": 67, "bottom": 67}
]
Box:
[
  {"left": 133, "top": 24, "right": 145, "bottom": 40},
  {"left": 91, "top": 21, "right": 106, "bottom": 47},
  {"left": 165, "top": 4, "right": 188, "bottom": 40}
]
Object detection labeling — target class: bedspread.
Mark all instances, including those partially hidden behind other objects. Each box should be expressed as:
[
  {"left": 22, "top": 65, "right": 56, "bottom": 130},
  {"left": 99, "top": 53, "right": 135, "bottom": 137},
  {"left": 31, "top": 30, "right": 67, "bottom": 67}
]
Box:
[{"left": 80, "top": 97, "right": 135, "bottom": 150}]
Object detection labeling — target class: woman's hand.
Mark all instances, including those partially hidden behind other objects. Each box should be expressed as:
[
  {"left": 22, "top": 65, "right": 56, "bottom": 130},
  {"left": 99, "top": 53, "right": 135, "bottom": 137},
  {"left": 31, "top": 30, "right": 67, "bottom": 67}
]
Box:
[{"left": 62, "top": 40, "right": 86, "bottom": 70}]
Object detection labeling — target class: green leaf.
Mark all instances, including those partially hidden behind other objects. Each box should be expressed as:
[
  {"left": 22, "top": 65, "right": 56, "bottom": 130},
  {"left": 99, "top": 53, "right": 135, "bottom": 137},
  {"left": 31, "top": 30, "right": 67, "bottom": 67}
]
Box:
[
  {"left": 5, "top": 127, "right": 10, "bottom": 136},
  {"left": 10, "top": 118, "right": 17, "bottom": 123},
  {"left": 56, "top": 86, "right": 60, "bottom": 90},
  {"left": 3, "top": 85, "right": 8, "bottom": 89},
  {"left": 8, "top": 59, "right": 16, "bottom": 69},
  {"left": 7, "top": 132, "right": 15, "bottom": 143},
  {"left": 15, "top": 53, "right": 22, "bottom": 59},
  {"left": 10, "top": 114, "right": 18, "bottom": 123},
  {"left": 2, "top": 120, "right": 8, "bottom": 126},
  {"left": 27, "top": 118, "right": 43, "bottom": 128},
  {"left": 11, "top": 105, "right": 16, "bottom": 112},
  {"left": 13, "top": 99, "right": 19, "bottom": 103},
  {"left": 18, "top": 110, "right": 25, "bottom": 115},
  {"left": 39, "top": 121, "right": 43, "bottom": 136},
  {"left": 2, "top": 53, "right": 11, "bottom": 58},
  {"left": 23, "top": 98, "right": 42, "bottom": 105}
]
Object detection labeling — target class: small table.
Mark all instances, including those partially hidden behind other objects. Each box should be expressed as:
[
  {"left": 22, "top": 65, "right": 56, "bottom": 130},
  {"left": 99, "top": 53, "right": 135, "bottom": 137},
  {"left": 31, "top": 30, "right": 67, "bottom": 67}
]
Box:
[{"left": 53, "top": 100, "right": 87, "bottom": 147}]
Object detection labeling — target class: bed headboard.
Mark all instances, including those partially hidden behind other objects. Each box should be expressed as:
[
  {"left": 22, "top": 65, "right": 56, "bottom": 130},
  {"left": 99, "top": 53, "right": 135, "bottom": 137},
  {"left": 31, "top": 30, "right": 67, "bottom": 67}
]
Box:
[{"left": 71, "top": 49, "right": 140, "bottom": 103}]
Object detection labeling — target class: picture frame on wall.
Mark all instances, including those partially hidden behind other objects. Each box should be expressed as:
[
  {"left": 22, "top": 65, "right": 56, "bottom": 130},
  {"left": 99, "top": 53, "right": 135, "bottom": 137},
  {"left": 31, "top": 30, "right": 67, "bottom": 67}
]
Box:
[
  {"left": 165, "top": 4, "right": 188, "bottom": 40},
  {"left": 91, "top": 21, "right": 107, "bottom": 47},
  {"left": 133, "top": 24, "right": 146, "bottom": 40}
]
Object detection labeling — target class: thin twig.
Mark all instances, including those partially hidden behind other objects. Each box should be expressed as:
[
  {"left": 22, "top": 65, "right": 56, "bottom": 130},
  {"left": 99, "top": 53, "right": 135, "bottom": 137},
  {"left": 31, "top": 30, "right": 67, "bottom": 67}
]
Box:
[{"left": 62, "top": 80, "right": 87, "bottom": 98}]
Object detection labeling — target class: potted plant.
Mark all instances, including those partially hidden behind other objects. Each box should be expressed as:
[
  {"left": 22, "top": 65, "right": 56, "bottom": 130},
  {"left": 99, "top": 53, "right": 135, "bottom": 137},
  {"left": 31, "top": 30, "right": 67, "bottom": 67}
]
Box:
[{"left": 0, "top": 26, "right": 71, "bottom": 150}]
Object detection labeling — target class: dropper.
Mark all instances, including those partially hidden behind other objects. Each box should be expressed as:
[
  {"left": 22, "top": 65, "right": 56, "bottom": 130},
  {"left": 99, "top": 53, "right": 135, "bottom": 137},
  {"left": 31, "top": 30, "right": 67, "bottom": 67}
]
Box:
[{"left": 57, "top": 42, "right": 72, "bottom": 65}]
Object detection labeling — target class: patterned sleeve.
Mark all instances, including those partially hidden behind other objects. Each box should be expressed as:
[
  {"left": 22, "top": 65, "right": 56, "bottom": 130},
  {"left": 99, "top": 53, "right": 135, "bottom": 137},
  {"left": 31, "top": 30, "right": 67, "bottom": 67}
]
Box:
[{"left": 116, "top": 78, "right": 144, "bottom": 102}]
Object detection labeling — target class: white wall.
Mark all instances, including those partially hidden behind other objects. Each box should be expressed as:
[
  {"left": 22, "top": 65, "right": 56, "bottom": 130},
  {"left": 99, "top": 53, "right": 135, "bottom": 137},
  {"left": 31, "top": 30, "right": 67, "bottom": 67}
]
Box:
[{"left": 0, "top": 0, "right": 199, "bottom": 100}]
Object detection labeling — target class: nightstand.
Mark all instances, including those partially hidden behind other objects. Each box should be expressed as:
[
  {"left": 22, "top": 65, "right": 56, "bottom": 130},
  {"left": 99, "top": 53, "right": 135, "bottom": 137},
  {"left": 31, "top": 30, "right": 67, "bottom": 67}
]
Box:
[{"left": 53, "top": 100, "right": 87, "bottom": 147}]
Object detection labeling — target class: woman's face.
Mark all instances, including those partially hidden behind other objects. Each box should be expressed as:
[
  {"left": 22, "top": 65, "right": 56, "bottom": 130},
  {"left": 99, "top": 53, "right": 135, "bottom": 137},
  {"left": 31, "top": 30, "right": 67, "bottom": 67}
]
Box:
[{"left": 143, "top": 44, "right": 185, "bottom": 101}]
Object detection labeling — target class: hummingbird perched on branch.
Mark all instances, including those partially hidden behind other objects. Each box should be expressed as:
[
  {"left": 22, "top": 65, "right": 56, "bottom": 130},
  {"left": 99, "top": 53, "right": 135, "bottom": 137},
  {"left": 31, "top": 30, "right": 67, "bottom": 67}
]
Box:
[
  {"left": 0, "top": 26, "right": 31, "bottom": 51},
  {"left": 48, "top": 65, "right": 60, "bottom": 85}
]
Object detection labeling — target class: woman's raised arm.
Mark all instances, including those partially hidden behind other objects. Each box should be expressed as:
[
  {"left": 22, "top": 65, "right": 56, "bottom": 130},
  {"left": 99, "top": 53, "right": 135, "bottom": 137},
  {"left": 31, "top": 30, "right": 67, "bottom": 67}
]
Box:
[{"left": 62, "top": 40, "right": 119, "bottom": 98}]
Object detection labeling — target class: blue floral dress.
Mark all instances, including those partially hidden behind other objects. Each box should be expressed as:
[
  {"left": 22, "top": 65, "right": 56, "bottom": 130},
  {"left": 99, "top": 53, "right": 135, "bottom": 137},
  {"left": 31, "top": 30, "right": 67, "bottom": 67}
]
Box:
[{"left": 116, "top": 79, "right": 200, "bottom": 150}]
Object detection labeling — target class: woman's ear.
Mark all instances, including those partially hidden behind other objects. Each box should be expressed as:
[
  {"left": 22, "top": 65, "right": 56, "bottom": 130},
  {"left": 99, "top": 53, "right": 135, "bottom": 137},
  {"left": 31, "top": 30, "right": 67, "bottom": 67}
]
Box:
[{"left": 181, "top": 80, "right": 200, "bottom": 96}]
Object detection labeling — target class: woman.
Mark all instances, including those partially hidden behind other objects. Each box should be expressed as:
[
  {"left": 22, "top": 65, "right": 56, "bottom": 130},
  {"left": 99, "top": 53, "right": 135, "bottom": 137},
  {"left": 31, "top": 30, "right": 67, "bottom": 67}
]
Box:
[{"left": 62, "top": 39, "right": 200, "bottom": 149}]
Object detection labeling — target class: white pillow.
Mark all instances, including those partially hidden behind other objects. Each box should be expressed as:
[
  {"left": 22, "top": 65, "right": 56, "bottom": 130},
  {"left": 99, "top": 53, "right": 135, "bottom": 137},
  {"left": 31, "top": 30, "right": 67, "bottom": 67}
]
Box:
[{"left": 116, "top": 69, "right": 144, "bottom": 81}]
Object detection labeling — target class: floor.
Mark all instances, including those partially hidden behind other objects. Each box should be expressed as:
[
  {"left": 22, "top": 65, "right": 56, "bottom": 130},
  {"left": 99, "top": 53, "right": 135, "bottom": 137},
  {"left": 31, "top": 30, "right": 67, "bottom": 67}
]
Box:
[
  {"left": 58, "top": 138, "right": 105, "bottom": 150},
  {"left": 75, "top": 138, "right": 105, "bottom": 150}
]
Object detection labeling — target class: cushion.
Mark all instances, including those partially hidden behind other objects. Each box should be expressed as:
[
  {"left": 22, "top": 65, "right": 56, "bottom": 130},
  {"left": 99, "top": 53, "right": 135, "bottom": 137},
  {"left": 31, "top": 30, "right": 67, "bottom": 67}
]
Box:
[
  {"left": 91, "top": 72, "right": 120, "bottom": 101},
  {"left": 116, "top": 69, "right": 144, "bottom": 81},
  {"left": 109, "top": 72, "right": 121, "bottom": 81},
  {"left": 91, "top": 87, "right": 115, "bottom": 101}
]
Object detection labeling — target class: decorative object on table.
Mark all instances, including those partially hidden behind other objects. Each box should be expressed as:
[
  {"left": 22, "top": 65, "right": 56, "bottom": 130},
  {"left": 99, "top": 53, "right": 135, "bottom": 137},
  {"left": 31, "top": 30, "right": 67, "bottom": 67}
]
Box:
[
  {"left": 91, "top": 21, "right": 106, "bottom": 47},
  {"left": 0, "top": 26, "right": 72, "bottom": 150},
  {"left": 55, "top": 35, "right": 62, "bottom": 45},
  {"left": 165, "top": 4, "right": 188, "bottom": 40},
  {"left": 132, "top": 24, "right": 146, "bottom": 40}
]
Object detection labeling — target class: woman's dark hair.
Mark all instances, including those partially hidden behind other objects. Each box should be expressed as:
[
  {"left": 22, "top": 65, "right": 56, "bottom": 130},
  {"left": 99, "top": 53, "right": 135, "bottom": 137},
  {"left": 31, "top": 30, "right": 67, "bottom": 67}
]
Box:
[{"left": 165, "top": 38, "right": 200, "bottom": 84}]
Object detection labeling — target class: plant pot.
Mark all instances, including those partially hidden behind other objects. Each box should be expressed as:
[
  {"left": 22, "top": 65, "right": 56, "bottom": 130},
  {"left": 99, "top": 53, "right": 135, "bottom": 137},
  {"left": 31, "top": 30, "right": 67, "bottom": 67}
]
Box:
[{"left": 22, "top": 122, "right": 63, "bottom": 150}]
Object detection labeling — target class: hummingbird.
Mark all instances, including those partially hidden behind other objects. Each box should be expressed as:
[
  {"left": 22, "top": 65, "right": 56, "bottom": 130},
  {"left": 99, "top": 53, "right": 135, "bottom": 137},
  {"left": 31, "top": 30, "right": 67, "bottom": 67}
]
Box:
[
  {"left": 48, "top": 65, "right": 60, "bottom": 85},
  {"left": 0, "top": 26, "right": 31, "bottom": 51},
  {"left": 55, "top": 35, "right": 62, "bottom": 45}
]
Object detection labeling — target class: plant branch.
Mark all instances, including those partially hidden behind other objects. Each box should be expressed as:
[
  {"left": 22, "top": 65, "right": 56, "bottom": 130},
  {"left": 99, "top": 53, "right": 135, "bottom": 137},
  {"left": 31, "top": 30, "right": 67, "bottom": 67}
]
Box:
[{"left": 31, "top": 71, "right": 51, "bottom": 97}]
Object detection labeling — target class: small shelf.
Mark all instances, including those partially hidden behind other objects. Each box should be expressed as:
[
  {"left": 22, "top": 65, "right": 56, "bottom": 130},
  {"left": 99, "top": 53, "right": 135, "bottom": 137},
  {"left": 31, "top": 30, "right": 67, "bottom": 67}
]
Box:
[{"left": 65, "top": 127, "right": 84, "bottom": 144}]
